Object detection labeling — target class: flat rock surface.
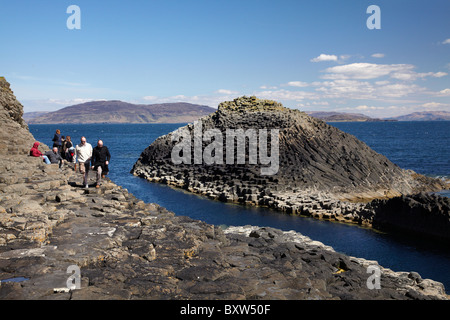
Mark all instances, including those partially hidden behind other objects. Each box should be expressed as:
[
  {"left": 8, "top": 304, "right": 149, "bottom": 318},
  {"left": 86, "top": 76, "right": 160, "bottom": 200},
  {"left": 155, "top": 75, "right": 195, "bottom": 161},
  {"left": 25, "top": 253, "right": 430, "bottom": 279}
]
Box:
[{"left": 0, "top": 157, "right": 448, "bottom": 300}]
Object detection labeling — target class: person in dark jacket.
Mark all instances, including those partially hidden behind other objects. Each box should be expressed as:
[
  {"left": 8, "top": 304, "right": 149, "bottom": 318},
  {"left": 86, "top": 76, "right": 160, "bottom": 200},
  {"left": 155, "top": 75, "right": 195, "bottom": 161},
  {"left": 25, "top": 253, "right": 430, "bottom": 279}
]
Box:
[
  {"left": 45, "top": 147, "right": 63, "bottom": 167},
  {"left": 52, "top": 129, "right": 62, "bottom": 153},
  {"left": 91, "top": 140, "right": 111, "bottom": 188}
]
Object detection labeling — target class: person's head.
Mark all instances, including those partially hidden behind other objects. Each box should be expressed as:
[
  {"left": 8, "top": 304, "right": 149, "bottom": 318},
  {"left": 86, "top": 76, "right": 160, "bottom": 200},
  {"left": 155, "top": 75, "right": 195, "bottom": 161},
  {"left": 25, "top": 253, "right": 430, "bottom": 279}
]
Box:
[
  {"left": 33, "top": 142, "right": 40, "bottom": 148},
  {"left": 52, "top": 147, "right": 58, "bottom": 153},
  {"left": 61, "top": 136, "right": 65, "bottom": 140},
  {"left": 97, "top": 140, "right": 103, "bottom": 148},
  {"left": 66, "top": 136, "right": 71, "bottom": 142},
  {"left": 56, "top": 129, "right": 60, "bottom": 134},
  {"left": 80, "top": 137, "right": 87, "bottom": 145}
]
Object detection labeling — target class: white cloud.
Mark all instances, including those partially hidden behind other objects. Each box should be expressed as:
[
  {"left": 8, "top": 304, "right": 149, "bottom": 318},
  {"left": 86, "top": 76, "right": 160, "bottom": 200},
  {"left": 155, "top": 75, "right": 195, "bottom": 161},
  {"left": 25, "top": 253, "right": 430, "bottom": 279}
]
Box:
[
  {"left": 254, "top": 89, "right": 319, "bottom": 101},
  {"left": 355, "top": 105, "right": 385, "bottom": 110},
  {"left": 371, "top": 53, "right": 385, "bottom": 58},
  {"left": 143, "top": 96, "right": 158, "bottom": 101},
  {"left": 421, "top": 102, "right": 446, "bottom": 109},
  {"left": 139, "top": 91, "right": 249, "bottom": 108},
  {"left": 215, "top": 89, "right": 239, "bottom": 95},
  {"left": 311, "top": 54, "right": 338, "bottom": 62},
  {"left": 442, "top": 38, "right": 450, "bottom": 45},
  {"left": 260, "top": 85, "right": 278, "bottom": 90},
  {"left": 22, "top": 98, "right": 106, "bottom": 112},
  {"left": 339, "top": 55, "right": 352, "bottom": 61},
  {"left": 322, "top": 63, "right": 447, "bottom": 81},
  {"left": 432, "top": 72, "right": 448, "bottom": 78},
  {"left": 417, "top": 102, "right": 450, "bottom": 112},
  {"left": 285, "top": 81, "right": 309, "bottom": 87},
  {"left": 310, "top": 78, "right": 425, "bottom": 101},
  {"left": 376, "top": 83, "right": 423, "bottom": 98},
  {"left": 439, "top": 88, "right": 450, "bottom": 95},
  {"left": 322, "top": 63, "right": 413, "bottom": 80}
]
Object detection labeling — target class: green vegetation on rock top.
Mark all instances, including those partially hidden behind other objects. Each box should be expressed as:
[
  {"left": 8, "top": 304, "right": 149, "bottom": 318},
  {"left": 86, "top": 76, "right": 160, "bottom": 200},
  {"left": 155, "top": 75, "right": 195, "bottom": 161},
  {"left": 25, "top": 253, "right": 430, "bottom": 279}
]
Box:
[{"left": 218, "top": 96, "right": 287, "bottom": 112}]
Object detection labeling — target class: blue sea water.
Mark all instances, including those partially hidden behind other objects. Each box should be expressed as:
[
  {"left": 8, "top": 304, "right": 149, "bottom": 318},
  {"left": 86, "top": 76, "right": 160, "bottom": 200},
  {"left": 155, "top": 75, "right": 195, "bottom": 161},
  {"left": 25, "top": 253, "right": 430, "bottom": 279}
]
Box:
[{"left": 29, "top": 121, "right": 450, "bottom": 292}]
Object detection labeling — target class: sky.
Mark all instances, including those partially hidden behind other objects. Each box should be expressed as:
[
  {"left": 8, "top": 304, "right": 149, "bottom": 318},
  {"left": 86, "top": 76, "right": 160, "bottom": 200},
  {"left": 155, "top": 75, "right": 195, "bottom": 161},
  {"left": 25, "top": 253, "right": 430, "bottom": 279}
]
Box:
[{"left": 1, "top": 0, "right": 449, "bottom": 118}]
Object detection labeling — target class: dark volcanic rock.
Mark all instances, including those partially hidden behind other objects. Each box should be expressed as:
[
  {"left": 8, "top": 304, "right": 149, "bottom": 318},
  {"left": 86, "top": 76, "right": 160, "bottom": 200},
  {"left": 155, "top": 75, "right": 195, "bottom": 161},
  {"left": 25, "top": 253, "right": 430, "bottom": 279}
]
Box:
[
  {"left": 371, "top": 193, "right": 450, "bottom": 241},
  {"left": 0, "top": 80, "right": 448, "bottom": 300},
  {"left": 131, "top": 96, "right": 446, "bottom": 230},
  {"left": 0, "top": 77, "right": 40, "bottom": 156}
]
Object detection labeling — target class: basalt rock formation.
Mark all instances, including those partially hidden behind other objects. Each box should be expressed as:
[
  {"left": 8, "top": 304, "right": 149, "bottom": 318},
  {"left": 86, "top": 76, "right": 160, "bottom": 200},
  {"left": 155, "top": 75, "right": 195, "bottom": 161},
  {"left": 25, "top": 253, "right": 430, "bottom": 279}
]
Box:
[
  {"left": 1, "top": 80, "right": 448, "bottom": 300},
  {"left": 371, "top": 192, "right": 450, "bottom": 241},
  {"left": 0, "top": 77, "right": 39, "bottom": 156},
  {"left": 132, "top": 96, "right": 446, "bottom": 229}
]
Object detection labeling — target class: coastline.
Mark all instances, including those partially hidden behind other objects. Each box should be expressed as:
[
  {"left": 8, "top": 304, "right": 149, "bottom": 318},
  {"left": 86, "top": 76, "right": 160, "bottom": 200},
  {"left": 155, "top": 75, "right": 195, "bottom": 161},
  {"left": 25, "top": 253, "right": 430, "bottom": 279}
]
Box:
[
  {"left": 0, "top": 155, "right": 448, "bottom": 300},
  {"left": 131, "top": 97, "right": 449, "bottom": 243}
]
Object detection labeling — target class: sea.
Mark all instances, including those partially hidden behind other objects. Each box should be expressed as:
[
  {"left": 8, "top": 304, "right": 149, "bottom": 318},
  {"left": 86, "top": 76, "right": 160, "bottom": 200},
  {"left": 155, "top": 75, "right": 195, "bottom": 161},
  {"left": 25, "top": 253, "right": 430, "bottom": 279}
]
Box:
[{"left": 29, "top": 121, "right": 450, "bottom": 293}]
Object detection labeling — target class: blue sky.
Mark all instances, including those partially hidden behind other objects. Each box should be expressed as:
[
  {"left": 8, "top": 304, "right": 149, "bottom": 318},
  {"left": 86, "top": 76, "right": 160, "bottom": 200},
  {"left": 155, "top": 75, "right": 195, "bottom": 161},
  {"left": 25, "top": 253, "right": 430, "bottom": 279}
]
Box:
[{"left": 1, "top": 0, "right": 449, "bottom": 117}]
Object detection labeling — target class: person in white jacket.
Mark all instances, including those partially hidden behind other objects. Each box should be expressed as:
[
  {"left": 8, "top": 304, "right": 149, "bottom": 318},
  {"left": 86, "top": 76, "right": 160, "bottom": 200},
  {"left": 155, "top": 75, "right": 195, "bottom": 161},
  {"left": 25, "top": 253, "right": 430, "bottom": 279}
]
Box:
[{"left": 75, "top": 136, "right": 93, "bottom": 188}]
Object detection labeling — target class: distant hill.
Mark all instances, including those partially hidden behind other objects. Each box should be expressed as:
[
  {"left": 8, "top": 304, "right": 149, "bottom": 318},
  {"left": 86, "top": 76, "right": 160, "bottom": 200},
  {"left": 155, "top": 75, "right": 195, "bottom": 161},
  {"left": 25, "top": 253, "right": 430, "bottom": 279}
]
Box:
[
  {"left": 26, "top": 100, "right": 216, "bottom": 124},
  {"left": 305, "top": 111, "right": 395, "bottom": 122},
  {"left": 23, "top": 111, "right": 49, "bottom": 122},
  {"left": 388, "top": 111, "right": 450, "bottom": 121}
]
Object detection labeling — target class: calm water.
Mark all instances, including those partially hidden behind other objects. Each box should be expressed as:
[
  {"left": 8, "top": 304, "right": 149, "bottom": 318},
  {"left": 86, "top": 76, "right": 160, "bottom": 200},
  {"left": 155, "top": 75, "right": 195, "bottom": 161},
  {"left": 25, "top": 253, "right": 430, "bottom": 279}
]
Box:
[{"left": 29, "top": 121, "right": 450, "bottom": 292}]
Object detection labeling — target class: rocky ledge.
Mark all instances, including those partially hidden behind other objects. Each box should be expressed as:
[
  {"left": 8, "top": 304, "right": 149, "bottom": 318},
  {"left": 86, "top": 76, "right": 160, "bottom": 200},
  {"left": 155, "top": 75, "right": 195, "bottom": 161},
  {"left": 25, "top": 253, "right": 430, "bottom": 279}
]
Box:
[
  {"left": 131, "top": 96, "right": 449, "bottom": 240},
  {"left": 0, "top": 79, "right": 448, "bottom": 300},
  {"left": 0, "top": 156, "right": 448, "bottom": 300}
]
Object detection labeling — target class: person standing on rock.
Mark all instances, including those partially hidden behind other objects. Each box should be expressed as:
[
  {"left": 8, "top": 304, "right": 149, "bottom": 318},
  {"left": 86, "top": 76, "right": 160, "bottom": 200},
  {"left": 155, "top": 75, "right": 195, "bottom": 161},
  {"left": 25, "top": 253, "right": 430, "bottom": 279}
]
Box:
[
  {"left": 75, "top": 136, "right": 93, "bottom": 188},
  {"left": 91, "top": 140, "right": 111, "bottom": 188},
  {"left": 63, "top": 135, "right": 74, "bottom": 163},
  {"left": 52, "top": 129, "right": 62, "bottom": 154}
]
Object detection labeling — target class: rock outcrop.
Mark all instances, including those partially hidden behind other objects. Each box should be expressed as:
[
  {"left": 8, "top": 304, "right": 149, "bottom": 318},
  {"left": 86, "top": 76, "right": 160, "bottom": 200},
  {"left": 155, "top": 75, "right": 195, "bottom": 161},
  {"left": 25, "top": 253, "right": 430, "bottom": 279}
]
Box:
[
  {"left": 371, "top": 192, "right": 450, "bottom": 241},
  {"left": 0, "top": 77, "right": 38, "bottom": 156},
  {"left": 0, "top": 160, "right": 447, "bottom": 300},
  {"left": 0, "top": 80, "right": 448, "bottom": 300},
  {"left": 131, "top": 96, "right": 446, "bottom": 231}
]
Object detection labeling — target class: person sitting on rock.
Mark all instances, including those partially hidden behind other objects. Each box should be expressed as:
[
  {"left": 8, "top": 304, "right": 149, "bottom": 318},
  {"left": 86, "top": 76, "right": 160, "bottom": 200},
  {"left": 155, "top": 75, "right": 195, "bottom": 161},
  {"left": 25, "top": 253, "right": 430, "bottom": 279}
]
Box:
[
  {"left": 44, "top": 147, "right": 63, "bottom": 167},
  {"left": 30, "top": 142, "right": 51, "bottom": 164},
  {"left": 91, "top": 139, "right": 111, "bottom": 188}
]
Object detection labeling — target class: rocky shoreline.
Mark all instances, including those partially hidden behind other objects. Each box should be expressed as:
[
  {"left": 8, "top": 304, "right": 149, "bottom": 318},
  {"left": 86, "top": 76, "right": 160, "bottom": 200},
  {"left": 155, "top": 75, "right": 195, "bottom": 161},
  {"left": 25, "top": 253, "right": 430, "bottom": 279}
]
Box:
[
  {"left": 0, "top": 157, "right": 448, "bottom": 300},
  {"left": 131, "top": 96, "right": 449, "bottom": 241},
  {"left": 0, "top": 79, "right": 448, "bottom": 300}
]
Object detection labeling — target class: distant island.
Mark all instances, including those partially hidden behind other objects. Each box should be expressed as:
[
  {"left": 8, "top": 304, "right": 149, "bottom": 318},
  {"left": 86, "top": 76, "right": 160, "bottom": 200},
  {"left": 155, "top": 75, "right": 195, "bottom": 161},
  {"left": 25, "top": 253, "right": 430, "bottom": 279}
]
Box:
[
  {"left": 386, "top": 111, "right": 450, "bottom": 121},
  {"left": 25, "top": 100, "right": 216, "bottom": 124},
  {"left": 24, "top": 100, "right": 449, "bottom": 124},
  {"left": 305, "top": 111, "right": 396, "bottom": 122},
  {"left": 306, "top": 110, "right": 450, "bottom": 122}
]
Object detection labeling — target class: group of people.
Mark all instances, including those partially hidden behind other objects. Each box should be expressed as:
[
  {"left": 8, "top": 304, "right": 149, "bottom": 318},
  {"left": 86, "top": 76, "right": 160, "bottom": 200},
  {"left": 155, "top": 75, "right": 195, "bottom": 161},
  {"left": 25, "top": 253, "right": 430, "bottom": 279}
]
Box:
[
  {"left": 30, "top": 129, "right": 111, "bottom": 189},
  {"left": 51, "top": 129, "right": 76, "bottom": 162}
]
